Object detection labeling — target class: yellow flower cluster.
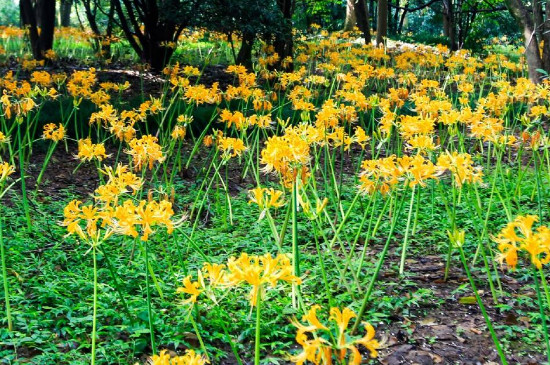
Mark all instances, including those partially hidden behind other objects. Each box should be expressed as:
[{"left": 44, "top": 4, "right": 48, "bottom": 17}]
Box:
[
  {"left": 248, "top": 187, "right": 285, "bottom": 211},
  {"left": 95, "top": 164, "right": 143, "bottom": 205},
  {"left": 42, "top": 123, "right": 65, "bottom": 142},
  {"left": 493, "top": 215, "right": 550, "bottom": 270},
  {"left": 177, "top": 252, "right": 301, "bottom": 307},
  {"left": 126, "top": 135, "right": 165, "bottom": 170},
  {"left": 359, "top": 154, "right": 440, "bottom": 194},
  {"left": 261, "top": 126, "right": 311, "bottom": 187},
  {"left": 62, "top": 198, "right": 174, "bottom": 243},
  {"left": 360, "top": 151, "right": 484, "bottom": 194},
  {"left": 77, "top": 138, "right": 108, "bottom": 162},
  {"left": 62, "top": 164, "right": 173, "bottom": 242},
  {"left": 216, "top": 136, "right": 247, "bottom": 159},
  {"left": 436, "top": 151, "right": 483, "bottom": 187},
  {"left": 151, "top": 349, "right": 208, "bottom": 365},
  {"left": 290, "top": 305, "right": 379, "bottom": 365},
  {"left": 0, "top": 162, "right": 15, "bottom": 182}
]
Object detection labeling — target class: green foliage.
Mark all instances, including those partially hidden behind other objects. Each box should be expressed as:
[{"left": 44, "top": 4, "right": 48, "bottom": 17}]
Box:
[{"left": 0, "top": 0, "right": 17, "bottom": 26}]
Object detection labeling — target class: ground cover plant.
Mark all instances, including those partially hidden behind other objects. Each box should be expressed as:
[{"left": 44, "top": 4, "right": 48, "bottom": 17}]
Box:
[{"left": 0, "top": 12, "right": 549, "bottom": 365}]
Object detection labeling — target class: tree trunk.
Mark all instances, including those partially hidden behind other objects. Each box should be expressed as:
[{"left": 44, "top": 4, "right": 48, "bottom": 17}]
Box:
[
  {"left": 236, "top": 32, "right": 255, "bottom": 69},
  {"left": 40, "top": 0, "right": 56, "bottom": 51},
  {"left": 376, "top": 0, "right": 388, "bottom": 45},
  {"left": 543, "top": 0, "right": 550, "bottom": 71},
  {"left": 274, "top": 0, "right": 294, "bottom": 70},
  {"left": 442, "top": 0, "right": 457, "bottom": 50},
  {"left": 102, "top": 2, "right": 115, "bottom": 58},
  {"left": 397, "top": 8, "right": 407, "bottom": 34},
  {"left": 355, "top": 0, "right": 371, "bottom": 44},
  {"left": 344, "top": 0, "right": 357, "bottom": 31},
  {"left": 60, "top": 0, "right": 72, "bottom": 27},
  {"left": 20, "top": 0, "right": 55, "bottom": 59},
  {"left": 505, "top": 0, "right": 544, "bottom": 83},
  {"left": 390, "top": 0, "right": 398, "bottom": 35}
]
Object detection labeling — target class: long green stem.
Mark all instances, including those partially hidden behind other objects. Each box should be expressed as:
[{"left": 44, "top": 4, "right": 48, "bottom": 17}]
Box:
[
  {"left": 189, "top": 305, "right": 209, "bottom": 360},
  {"left": 0, "top": 217, "right": 12, "bottom": 331},
  {"left": 17, "top": 127, "right": 32, "bottom": 231},
  {"left": 254, "top": 286, "right": 262, "bottom": 365},
  {"left": 291, "top": 179, "right": 299, "bottom": 308},
  {"left": 35, "top": 142, "right": 58, "bottom": 190},
  {"left": 91, "top": 246, "right": 98, "bottom": 365},
  {"left": 533, "top": 266, "right": 550, "bottom": 364},
  {"left": 399, "top": 185, "right": 416, "bottom": 275},
  {"left": 457, "top": 245, "right": 507, "bottom": 365},
  {"left": 144, "top": 240, "right": 156, "bottom": 354},
  {"left": 352, "top": 195, "right": 403, "bottom": 333}
]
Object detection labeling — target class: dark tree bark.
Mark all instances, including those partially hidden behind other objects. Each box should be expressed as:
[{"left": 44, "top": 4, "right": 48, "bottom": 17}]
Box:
[
  {"left": 236, "top": 32, "right": 255, "bottom": 69},
  {"left": 20, "top": 0, "right": 56, "bottom": 59},
  {"left": 273, "top": 0, "right": 294, "bottom": 70},
  {"left": 112, "top": 0, "right": 193, "bottom": 70},
  {"left": 544, "top": 0, "right": 550, "bottom": 71},
  {"left": 397, "top": 7, "right": 407, "bottom": 34},
  {"left": 505, "top": 0, "right": 544, "bottom": 83},
  {"left": 390, "top": 0, "right": 397, "bottom": 35},
  {"left": 60, "top": 0, "right": 72, "bottom": 27},
  {"left": 376, "top": 0, "right": 388, "bottom": 45},
  {"left": 534, "top": 0, "right": 550, "bottom": 71},
  {"left": 83, "top": 0, "right": 115, "bottom": 58},
  {"left": 344, "top": 0, "right": 357, "bottom": 31},
  {"left": 443, "top": 0, "right": 457, "bottom": 50},
  {"left": 355, "top": 0, "right": 372, "bottom": 44}
]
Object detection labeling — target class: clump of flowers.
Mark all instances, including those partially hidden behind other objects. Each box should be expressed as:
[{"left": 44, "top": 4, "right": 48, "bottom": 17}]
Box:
[
  {"left": 95, "top": 164, "right": 143, "bottom": 205},
  {"left": 248, "top": 187, "right": 285, "bottom": 215},
  {"left": 437, "top": 151, "right": 483, "bottom": 187},
  {"left": 177, "top": 252, "right": 301, "bottom": 307},
  {"left": 358, "top": 154, "right": 441, "bottom": 195},
  {"left": 0, "top": 162, "right": 15, "bottom": 182},
  {"left": 77, "top": 138, "right": 108, "bottom": 162},
  {"left": 62, "top": 164, "right": 174, "bottom": 243},
  {"left": 493, "top": 215, "right": 550, "bottom": 270},
  {"left": 126, "top": 135, "right": 165, "bottom": 170},
  {"left": 290, "top": 305, "right": 379, "bottom": 365},
  {"left": 42, "top": 123, "right": 65, "bottom": 142},
  {"left": 261, "top": 126, "right": 311, "bottom": 187},
  {"left": 151, "top": 349, "right": 208, "bottom": 365},
  {"left": 216, "top": 136, "right": 247, "bottom": 160}
]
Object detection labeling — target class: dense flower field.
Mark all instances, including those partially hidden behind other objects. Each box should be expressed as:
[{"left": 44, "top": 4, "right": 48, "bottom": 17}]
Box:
[{"left": 0, "top": 26, "right": 548, "bottom": 364}]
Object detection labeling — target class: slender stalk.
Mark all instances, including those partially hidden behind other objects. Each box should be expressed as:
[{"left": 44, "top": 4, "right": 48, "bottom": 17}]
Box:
[
  {"left": 352, "top": 195, "right": 403, "bottom": 333},
  {"left": 533, "top": 266, "right": 550, "bottom": 364},
  {"left": 291, "top": 179, "right": 299, "bottom": 308},
  {"left": 254, "top": 286, "right": 262, "bottom": 365},
  {"left": 457, "top": 245, "right": 507, "bottom": 365},
  {"left": 35, "top": 142, "right": 58, "bottom": 190},
  {"left": 0, "top": 217, "right": 12, "bottom": 331},
  {"left": 189, "top": 305, "right": 210, "bottom": 360},
  {"left": 91, "top": 246, "right": 98, "bottom": 365},
  {"left": 17, "top": 127, "right": 32, "bottom": 230},
  {"left": 399, "top": 185, "right": 416, "bottom": 275},
  {"left": 144, "top": 239, "right": 156, "bottom": 354}
]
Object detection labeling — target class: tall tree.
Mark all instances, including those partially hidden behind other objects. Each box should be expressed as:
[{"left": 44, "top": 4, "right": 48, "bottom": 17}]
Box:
[
  {"left": 20, "top": 0, "right": 56, "bottom": 59},
  {"left": 442, "top": 0, "right": 456, "bottom": 49},
  {"left": 273, "top": 0, "right": 294, "bottom": 70},
  {"left": 344, "top": 0, "right": 357, "bottom": 31},
  {"left": 504, "top": 0, "right": 547, "bottom": 83},
  {"left": 113, "top": 0, "right": 203, "bottom": 70},
  {"left": 59, "top": 0, "right": 72, "bottom": 26},
  {"left": 355, "top": 0, "right": 372, "bottom": 44},
  {"left": 81, "top": 0, "right": 115, "bottom": 58},
  {"left": 200, "top": 0, "right": 282, "bottom": 69},
  {"left": 376, "top": 0, "right": 388, "bottom": 45}
]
